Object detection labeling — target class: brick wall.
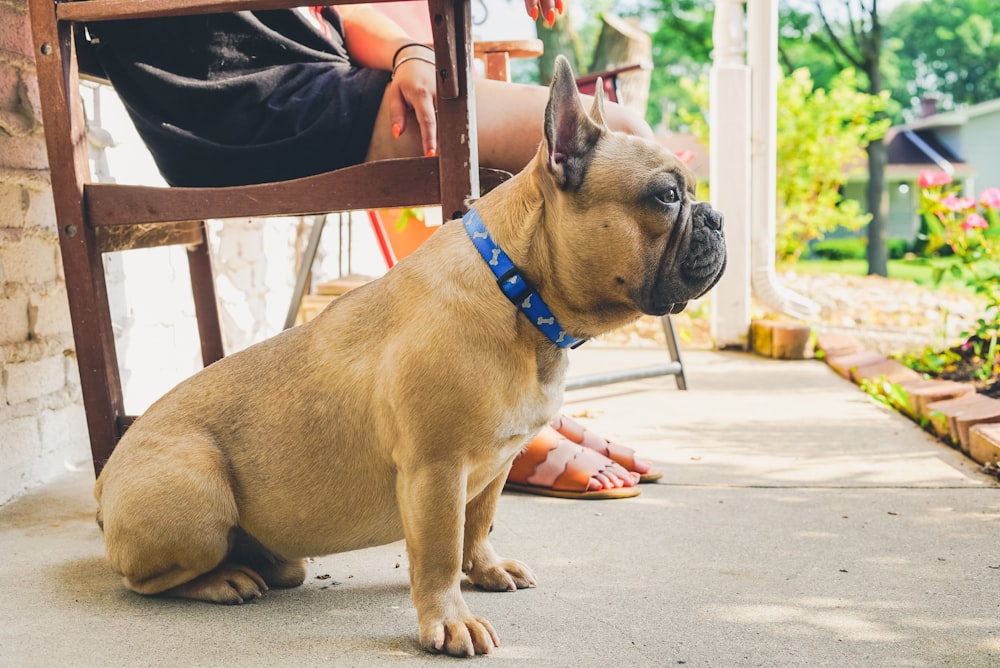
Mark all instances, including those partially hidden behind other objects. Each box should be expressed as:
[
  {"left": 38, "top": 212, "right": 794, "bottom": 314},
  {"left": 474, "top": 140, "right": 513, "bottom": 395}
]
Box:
[{"left": 0, "top": 1, "right": 90, "bottom": 504}]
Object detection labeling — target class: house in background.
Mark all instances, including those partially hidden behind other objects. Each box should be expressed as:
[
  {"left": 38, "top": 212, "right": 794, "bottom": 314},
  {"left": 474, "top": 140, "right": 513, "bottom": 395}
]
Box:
[
  {"left": 907, "top": 96, "right": 1000, "bottom": 196},
  {"left": 842, "top": 96, "right": 1000, "bottom": 248}
]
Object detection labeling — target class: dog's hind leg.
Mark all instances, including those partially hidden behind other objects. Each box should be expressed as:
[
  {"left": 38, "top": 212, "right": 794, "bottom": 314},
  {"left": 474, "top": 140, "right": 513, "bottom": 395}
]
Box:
[
  {"left": 98, "top": 435, "right": 264, "bottom": 604},
  {"left": 158, "top": 560, "right": 269, "bottom": 605},
  {"left": 230, "top": 527, "right": 307, "bottom": 589}
]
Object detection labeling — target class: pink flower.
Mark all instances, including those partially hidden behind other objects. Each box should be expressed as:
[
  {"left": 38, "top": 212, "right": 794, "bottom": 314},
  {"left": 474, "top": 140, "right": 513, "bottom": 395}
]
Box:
[
  {"left": 962, "top": 213, "right": 989, "bottom": 231},
  {"left": 918, "top": 170, "right": 953, "bottom": 188},
  {"left": 980, "top": 187, "right": 1000, "bottom": 209},
  {"left": 941, "top": 194, "right": 976, "bottom": 211},
  {"left": 675, "top": 150, "right": 696, "bottom": 164}
]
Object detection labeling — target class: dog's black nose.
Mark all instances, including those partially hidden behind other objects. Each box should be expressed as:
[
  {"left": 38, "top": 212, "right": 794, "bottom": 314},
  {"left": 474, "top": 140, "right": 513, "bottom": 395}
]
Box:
[
  {"left": 694, "top": 202, "right": 724, "bottom": 231},
  {"left": 706, "top": 209, "right": 723, "bottom": 231}
]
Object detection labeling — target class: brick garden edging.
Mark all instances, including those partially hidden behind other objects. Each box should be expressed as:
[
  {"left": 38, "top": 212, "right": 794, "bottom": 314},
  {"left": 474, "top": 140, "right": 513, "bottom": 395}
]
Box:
[{"left": 750, "top": 319, "right": 1000, "bottom": 471}]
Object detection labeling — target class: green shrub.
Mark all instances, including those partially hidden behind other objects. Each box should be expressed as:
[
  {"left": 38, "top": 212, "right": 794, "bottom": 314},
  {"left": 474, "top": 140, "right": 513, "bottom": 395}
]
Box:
[
  {"left": 811, "top": 238, "right": 867, "bottom": 260},
  {"left": 811, "top": 237, "right": 909, "bottom": 261},
  {"left": 887, "top": 238, "right": 909, "bottom": 260}
]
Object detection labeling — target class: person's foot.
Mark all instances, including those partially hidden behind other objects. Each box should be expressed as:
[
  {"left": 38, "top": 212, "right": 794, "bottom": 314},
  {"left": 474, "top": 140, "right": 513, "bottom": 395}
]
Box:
[
  {"left": 505, "top": 426, "right": 640, "bottom": 499},
  {"left": 548, "top": 414, "right": 663, "bottom": 483}
]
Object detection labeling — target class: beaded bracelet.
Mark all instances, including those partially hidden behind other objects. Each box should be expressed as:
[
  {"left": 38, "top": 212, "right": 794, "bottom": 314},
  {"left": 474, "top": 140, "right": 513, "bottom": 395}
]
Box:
[
  {"left": 391, "top": 55, "right": 436, "bottom": 79},
  {"left": 391, "top": 42, "right": 434, "bottom": 69}
]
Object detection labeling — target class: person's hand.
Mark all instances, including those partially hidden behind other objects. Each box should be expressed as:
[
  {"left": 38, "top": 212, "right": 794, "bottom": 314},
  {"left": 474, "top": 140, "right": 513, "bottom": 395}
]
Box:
[
  {"left": 524, "top": 0, "right": 563, "bottom": 27},
  {"left": 388, "top": 47, "right": 438, "bottom": 158}
]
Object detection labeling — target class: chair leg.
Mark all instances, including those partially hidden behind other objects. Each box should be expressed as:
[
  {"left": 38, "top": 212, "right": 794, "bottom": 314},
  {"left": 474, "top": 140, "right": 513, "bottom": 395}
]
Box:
[
  {"left": 564, "top": 316, "right": 688, "bottom": 391},
  {"left": 31, "top": 0, "right": 126, "bottom": 475},
  {"left": 284, "top": 214, "right": 328, "bottom": 330},
  {"left": 187, "top": 222, "right": 225, "bottom": 366},
  {"left": 60, "top": 225, "right": 126, "bottom": 476},
  {"left": 662, "top": 315, "right": 688, "bottom": 390}
]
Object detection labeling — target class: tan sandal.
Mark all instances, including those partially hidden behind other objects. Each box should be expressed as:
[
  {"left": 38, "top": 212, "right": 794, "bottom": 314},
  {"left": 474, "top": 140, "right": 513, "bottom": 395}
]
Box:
[
  {"left": 504, "top": 426, "right": 640, "bottom": 500},
  {"left": 549, "top": 414, "right": 663, "bottom": 483}
]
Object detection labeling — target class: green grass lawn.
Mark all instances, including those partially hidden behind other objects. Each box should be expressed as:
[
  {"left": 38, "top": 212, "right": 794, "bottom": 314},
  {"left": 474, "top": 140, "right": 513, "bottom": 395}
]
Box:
[{"left": 783, "top": 257, "right": 998, "bottom": 292}]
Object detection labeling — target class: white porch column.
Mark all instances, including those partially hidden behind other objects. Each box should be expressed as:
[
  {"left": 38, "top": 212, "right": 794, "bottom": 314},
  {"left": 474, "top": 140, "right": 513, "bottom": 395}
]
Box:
[
  {"left": 746, "top": 0, "right": 818, "bottom": 321},
  {"left": 709, "top": 0, "right": 752, "bottom": 348}
]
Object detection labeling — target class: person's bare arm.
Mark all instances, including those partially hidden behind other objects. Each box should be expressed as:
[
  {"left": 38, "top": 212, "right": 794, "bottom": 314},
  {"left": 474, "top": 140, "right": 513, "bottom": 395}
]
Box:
[
  {"left": 338, "top": 2, "right": 564, "bottom": 157},
  {"left": 339, "top": 1, "right": 564, "bottom": 69},
  {"left": 338, "top": 4, "right": 425, "bottom": 70},
  {"left": 339, "top": 4, "right": 439, "bottom": 156}
]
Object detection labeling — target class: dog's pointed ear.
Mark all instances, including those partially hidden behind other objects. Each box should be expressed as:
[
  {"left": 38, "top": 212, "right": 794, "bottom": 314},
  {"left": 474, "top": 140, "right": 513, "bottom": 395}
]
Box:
[
  {"left": 589, "top": 77, "right": 607, "bottom": 129},
  {"left": 543, "top": 55, "right": 604, "bottom": 191}
]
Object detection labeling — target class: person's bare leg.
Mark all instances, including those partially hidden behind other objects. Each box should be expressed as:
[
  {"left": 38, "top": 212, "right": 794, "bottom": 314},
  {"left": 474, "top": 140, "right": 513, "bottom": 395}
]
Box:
[{"left": 365, "top": 78, "right": 653, "bottom": 173}]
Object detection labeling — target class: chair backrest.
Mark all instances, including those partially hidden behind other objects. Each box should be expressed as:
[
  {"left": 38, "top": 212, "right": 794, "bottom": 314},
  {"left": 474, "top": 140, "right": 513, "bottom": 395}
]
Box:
[{"left": 27, "top": 0, "right": 501, "bottom": 474}]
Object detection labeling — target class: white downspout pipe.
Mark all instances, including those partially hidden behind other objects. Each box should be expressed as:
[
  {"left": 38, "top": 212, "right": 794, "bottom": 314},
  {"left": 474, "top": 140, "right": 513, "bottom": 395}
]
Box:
[{"left": 746, "top": 0, "right": 818, "bottom": 320}]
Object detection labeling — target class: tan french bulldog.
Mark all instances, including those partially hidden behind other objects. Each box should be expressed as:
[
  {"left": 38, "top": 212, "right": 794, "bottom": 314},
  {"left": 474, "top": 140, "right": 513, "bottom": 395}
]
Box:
[{"left": 94, "top": 55, "right": 726, "bottom": 657}]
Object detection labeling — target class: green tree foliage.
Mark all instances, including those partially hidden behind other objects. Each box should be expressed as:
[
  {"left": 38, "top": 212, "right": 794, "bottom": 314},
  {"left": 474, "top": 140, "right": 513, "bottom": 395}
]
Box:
[
  {"left": 575, "top": 1, "right": 1000, "bottom": 127},
  {"left": 778, "top": 4, "right": 902, "bottom": 122},
  {"left": 777, "top": 5, "right": 846, "bottom": 92},
  {"left": 778, "top": 1, "right": 1000, "bottom": 122},
  {"left": 637, "top": 0, "right": 714, "bottom": 130},
  {"left": 681, "top": 68, "right": 890, "bottom": 261},
  {"left": 768, "top": 2, "right": 891, "bottom": 274},
  {"left": 884, "top": 0, "right": 1000, "bottom": 118},
  {"left": 776, "top": 68, "right": 891, "bottom": 260}
]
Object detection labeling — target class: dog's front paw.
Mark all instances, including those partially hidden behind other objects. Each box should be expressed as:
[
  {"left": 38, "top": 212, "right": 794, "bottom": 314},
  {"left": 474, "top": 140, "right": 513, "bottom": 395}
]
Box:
[
  {"left": 466, "top": 558, "right": 537, "bottom": 592},
  {"left": 421, "top": 614, "right": 500, "bottom": 656}
]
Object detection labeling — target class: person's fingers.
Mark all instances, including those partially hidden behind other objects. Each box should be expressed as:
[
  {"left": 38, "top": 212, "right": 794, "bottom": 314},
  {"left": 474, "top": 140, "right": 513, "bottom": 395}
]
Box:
[
  {"left": 410, "top": 88, "right": 438, "bottom": 157},
  {"left": 387, "top": 85, "right": 407, "bottom": 141},
  {"left": 390, "top": 60, "right": 439, "bottom": 156},
  {"left": 523, "top": 0, "right": 561, "bottom": 26},
  {"left": 524, "top": 0, "right": 539, "bottom": 21}
]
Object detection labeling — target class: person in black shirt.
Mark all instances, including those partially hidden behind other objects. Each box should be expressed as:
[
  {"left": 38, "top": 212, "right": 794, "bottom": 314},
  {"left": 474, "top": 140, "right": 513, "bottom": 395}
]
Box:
[{"left": 88, "top": 2, "right": 652, "bottom": 186}]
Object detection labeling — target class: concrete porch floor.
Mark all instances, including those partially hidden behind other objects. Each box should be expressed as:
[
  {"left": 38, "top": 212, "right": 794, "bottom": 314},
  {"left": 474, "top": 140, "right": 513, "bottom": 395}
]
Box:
[{"left": 2, "top": 348, "right": 999, "bottom": 666}]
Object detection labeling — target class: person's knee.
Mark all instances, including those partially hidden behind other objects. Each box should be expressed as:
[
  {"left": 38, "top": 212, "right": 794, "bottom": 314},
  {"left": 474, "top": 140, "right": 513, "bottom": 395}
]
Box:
[{"left": 605, "top": 103, "right": 654, "bottom": 141}]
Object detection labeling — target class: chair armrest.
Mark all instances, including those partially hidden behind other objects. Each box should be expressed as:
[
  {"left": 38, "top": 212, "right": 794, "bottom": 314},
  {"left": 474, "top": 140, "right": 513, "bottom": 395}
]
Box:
[
  {"left": 473, "top": 39, "right": 543, "bottom": 60},
  {"left": 574, "top": 62, "right": 651, "bottom": 87},
  {"left": 472, "top": 39, "right": 543, "bottom": 83}
]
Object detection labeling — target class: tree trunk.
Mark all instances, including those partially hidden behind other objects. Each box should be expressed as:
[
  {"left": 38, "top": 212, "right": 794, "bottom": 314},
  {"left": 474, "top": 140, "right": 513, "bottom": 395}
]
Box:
[
  {"left": 864, "top": 7, "right": 887, "bottom": 276},
  {"left": 865, "top": 136, "right": 888, "bottom": 276},
  {"left": 589, "top": 14, "right": 652, "bottom": 116}
]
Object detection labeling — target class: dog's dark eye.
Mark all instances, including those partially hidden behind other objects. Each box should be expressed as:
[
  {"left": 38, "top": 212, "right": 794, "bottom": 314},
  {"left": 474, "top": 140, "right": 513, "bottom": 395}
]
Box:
[{"left": 656, "top": 187, "right": 680, "bottom": 205}]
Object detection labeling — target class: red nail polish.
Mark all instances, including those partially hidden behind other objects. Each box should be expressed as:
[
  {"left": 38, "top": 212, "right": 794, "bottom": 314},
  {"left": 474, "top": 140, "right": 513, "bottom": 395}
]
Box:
[
  {"left": 546, "top": 8, "right": 556, "bottom": 27},
  {"left": 530, "top": 5, "right": 539, "bottom": 21},
  {"left": 556, "top": 0, "right": 564, "bottom": 14},
  {"left": 426, "top": 148, "right": 437, "bottom": 158},
  {"left": 391, "top": 123, "right": 402, "bottom": 139}
]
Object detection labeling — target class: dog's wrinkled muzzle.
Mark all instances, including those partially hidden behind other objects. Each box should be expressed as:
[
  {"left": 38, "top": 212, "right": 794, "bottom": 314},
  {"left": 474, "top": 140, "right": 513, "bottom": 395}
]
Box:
[{"left": 646, "top": 202, "right": 726, "bottom": 316}]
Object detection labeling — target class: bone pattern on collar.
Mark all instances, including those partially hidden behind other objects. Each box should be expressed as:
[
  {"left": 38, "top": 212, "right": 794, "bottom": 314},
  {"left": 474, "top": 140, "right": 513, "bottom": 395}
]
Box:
[{"left": 462, "top": 209, "right": 584, "bottom": 349}]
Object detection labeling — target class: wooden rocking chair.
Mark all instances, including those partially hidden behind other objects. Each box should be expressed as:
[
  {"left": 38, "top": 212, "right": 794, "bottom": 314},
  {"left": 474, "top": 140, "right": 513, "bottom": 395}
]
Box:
[{"left": 29, "top": 0, "right": 509, "bottom": 475}]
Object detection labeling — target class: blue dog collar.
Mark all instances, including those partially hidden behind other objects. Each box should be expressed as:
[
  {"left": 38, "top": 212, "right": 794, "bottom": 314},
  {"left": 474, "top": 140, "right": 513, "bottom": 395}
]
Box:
[{"left": 462, "top": 209, "right": 584, "bottom": 349}]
